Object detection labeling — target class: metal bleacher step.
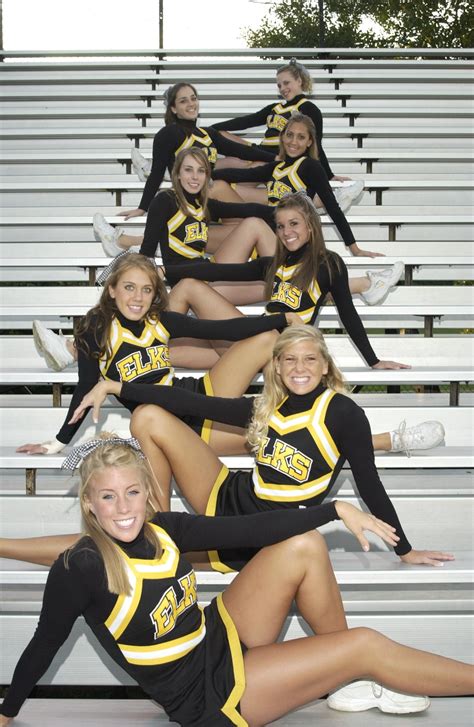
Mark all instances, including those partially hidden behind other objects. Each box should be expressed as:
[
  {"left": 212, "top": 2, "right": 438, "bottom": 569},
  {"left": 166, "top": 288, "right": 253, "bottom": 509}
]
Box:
[{"left": 3, "top": 697, "right": 473, "bottom": 727}]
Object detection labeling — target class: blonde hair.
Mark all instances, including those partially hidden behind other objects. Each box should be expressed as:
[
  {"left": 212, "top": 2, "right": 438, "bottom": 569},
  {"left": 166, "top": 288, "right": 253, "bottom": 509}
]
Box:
[
  {"left": 247, "top": 327, "right": 347, "bottom": 453},
  {"left": 171, "top": 147, "right": 211, "bottom": 220},
  {"left": 67, "top": 434, "right": 162, "bottom": 596},
  {"left": 279, "top": 112, "right": 318, "bottom": 161},
  {"left": 277, "top": 58, "right": 313, "bottom": 94},
  {"left": 264, "top": 192, "right": 340, "bottom": 298}
]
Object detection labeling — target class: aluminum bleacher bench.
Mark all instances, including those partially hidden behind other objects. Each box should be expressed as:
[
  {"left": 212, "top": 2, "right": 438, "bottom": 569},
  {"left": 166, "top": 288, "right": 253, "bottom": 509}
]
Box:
[
  {"left": 0, "top": 284, "right": 472, "bottom": 337},
  {"left": 1, "top": 179, "right": 472, "bottom": 208}
]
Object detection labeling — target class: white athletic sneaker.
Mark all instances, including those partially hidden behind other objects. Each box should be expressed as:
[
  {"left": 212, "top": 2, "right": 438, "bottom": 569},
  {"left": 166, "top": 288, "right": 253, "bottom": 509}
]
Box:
[
  {"left": 327, "top": 680, "right": 430, "bottom": 714},
  {"left": 131, "top": 147, "right": 152, "bottom": 182},
  {"left": 361, "top": 261, "right": 404, "bottom": 305},
  {"left": 391, "top": 420, "right": 445, "bottom": 456},
  {"left": 32, "top": 320, "right": 75, "bottom": 372},
  {"left": 333, "top": 180, "right": 365, "bottom": 213},
  {"left": 93, "top": 213, "right": 124, "bottom": 257}
]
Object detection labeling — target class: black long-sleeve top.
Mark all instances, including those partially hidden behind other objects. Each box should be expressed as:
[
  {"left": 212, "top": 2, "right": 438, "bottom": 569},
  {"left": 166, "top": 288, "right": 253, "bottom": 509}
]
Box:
[
  {"left": 211, "top": 94, "right": 334, "bottom": 180},
  {"left": 164, "top": 248, "right": 378, "bottom": 366},
  {"left": 118, "top": 381, "right": 411, "bottom": 557},
  {"left": 138, "top": 119, "right": 275, "bottom": 211},
  {"left": 139, "top": 188, "right": 275, "bottom": 262},
  {"left": 56, "top": 309, "right": 288, "bottom": 445},
  {"left": 212, "top": 153, "right": 355, "bottom": 247},
  {"left": 0, "top": 505, "right": 339, "bottom": 721}
]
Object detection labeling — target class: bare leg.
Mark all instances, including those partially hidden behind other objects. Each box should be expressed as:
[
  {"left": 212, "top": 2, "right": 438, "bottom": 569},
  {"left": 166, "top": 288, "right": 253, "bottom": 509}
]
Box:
[
  {"left": 221, "top": 534, "right": 474, "bottom": 726},
  {"left": 115, "top": 232, "right": 144, "bottom": 250},
  {"left": 0, "top": 534, "right": 80, "bottom": 567},
  {"left": 209, "top": 179, "right": 245, "bottom": 203},
  {"left": 232, "top": 184, "right": 268, "bottom": 204},
  {"left": 213, "top": 217, "right": 276, "bottom": 263},
  {"left": 131, "top": 405, "right": 223, "bottom": 514},
  {"left": 373, "top": 432, "right": 392, "bottom": 451},
  {"left": 349, "top": 275, "right": 370, "bottom": 295}
]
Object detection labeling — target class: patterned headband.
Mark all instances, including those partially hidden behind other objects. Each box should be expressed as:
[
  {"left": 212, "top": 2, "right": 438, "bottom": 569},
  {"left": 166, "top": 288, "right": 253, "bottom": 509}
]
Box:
[
  {"left": 61, "top": 436, "right": 145, "bottom": 471},
  {"left": 96, "top": 249, "right": 130, "bottom": 286},
  {"left": 96, "top": 250, "right": 161, "bottom": 287}
]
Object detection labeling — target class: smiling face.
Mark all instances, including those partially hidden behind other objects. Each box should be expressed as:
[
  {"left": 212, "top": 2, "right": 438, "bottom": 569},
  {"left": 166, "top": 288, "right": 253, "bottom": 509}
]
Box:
[
  {"left": 281, "top": 121, "right": 312, "bottom": 158},
  {"left": 85, "top": 466, "right": 148, "bottom": 542},
  {"left": 275, "top": 207, "right": 311, "bottom": 253},
  {"left": 109, "top": 266, "right": 155, "bottom": 321},
  {"left": 277, "top": 70, "right": 304, "bottom": 101},
  {"left": 171, "top": 85, "right": 199, "bottom": 121},
  {"left": 276, "top": 339, "right": 328, "bottom": 395},
  {"left": 177, "top": 152, "right": 207, "bottom": 195}
]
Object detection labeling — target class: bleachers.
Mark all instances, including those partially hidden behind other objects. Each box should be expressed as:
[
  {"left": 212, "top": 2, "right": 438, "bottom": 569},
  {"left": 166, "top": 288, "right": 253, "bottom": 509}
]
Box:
[{"left": 0, "top": 47, "right": 473, "bottom": 723}]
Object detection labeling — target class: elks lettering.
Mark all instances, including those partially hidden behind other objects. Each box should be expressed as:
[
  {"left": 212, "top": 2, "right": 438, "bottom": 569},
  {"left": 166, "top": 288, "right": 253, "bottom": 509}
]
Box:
[
  {"left": 184, "top": 221, "right": 208, "bottom": 243},
  {"left": 258, "top": 437, "right": 312, "bottom": 482},
  {"left": 268, "top": 179, "right": 293, "bottom": 200},
  {"left": 115, "top": 345, "right": 170, "bottom": 381},
  {"left": 271, "top": 281, "right": 302, "bottom": 309},
  {"left": 267, "top": 113, "right": 287, "bottom": 132},
  {"left": 150, "top": 571, "right": 197, "bottom": 639}
]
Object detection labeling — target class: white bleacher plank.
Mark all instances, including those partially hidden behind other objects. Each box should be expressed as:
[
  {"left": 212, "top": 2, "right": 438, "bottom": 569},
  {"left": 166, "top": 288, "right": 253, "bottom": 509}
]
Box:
[{"left": 2, "top": 697, "right": 472, "bottom": 727}]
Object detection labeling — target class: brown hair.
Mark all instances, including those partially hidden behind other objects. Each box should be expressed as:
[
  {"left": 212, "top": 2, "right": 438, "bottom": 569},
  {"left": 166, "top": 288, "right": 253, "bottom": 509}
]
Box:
[
  {"left": 164, "top": 82, "right": 199, "bottom": 125},
  {"left": 264, "top": 192, "right": 340, "bottom": 298},
  {"left": 279, "top": 112, "right": 318, "bottom": 161},
  {"left": 171, "top": 147, "right": 211, "bottom": 220},
  {"left": 75, "top": 254, "right": 169, "bottom": 359},
  {"left": 277, "top": 58, "right": 313, "bottom": 94}
]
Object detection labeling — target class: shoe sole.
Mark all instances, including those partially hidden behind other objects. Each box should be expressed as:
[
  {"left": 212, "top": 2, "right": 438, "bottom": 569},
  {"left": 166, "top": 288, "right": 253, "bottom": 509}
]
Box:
[
  {"left": 32, "top": 321, "right": 64, "bottom": 372},
  {"left": 328, "top": 699, "right": 429, "bottom": 714}
]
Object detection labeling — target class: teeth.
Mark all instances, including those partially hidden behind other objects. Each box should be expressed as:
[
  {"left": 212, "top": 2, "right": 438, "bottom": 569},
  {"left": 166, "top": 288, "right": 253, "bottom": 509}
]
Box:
[{"left": 115, "top": 518, "right": 135, "bottom": 528}]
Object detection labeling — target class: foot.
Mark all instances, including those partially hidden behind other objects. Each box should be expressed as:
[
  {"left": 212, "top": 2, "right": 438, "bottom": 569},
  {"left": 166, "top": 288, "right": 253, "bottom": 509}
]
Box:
[
  {"left": 390, "top": 420, "right": 445, "bottom": 456},
  {"left": 333, "top": 179, "right": 365, "bottom": 213},
  {"left": 327, "top": 680, "right": 430, "bottom": 714},
  {"left": 32, "top": 320, "right": 75, "bottom": 372},
  {"left": 93, "top": 213, "right": 124, "bottom": 257},
  {"left": 361, "top": 261, "right": 404, "bottom": 305},
  {"left": 131, "top": 147, "right": 152, "bottom": 182}
]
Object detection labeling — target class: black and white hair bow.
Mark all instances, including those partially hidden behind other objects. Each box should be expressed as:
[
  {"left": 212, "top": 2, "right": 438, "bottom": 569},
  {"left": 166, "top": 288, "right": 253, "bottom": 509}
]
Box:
[{"left": 62, "top": 436, "right": 145, "bottom": 471}]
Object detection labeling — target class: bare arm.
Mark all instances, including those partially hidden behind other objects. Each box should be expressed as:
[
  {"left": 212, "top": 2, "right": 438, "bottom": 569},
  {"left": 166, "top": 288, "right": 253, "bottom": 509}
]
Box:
[{"left": 0, "top": 534, "right": 81, "bottom": 567}]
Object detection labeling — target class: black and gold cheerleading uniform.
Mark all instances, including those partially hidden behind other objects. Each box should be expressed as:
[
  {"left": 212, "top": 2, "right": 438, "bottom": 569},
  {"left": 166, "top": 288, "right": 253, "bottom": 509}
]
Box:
[
  {"left": 139, "top": 189, "right": 275, "bottom": 264},
  {"left": 0, "top": 506, "right": 340, "bottom": 725},
  {"left": 116, "top": 383, "right": 412, "bottom": 573},
  {"left": 114, "top": 384, "right": 411, "bottom": 572},
  {"left": 56, "top": 309, "right": 288, "bottom": 446},
  {"left": 212, "top": 94, "right": 334, "bottom": 179},
  {"left": 212, "top": 153, "right": 356, "bottom": 248},
  {"left": 138, "top": 119, "right": 275, "bottom": 212},
  {"left": 164, "top": 249, "right": 378, "bottom": 366}
]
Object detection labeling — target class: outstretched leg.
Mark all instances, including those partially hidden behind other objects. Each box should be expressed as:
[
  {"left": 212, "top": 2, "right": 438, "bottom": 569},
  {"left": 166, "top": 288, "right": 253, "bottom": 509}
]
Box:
[{"left": 222, "top": 533, "right": 474, "bottom": 726}]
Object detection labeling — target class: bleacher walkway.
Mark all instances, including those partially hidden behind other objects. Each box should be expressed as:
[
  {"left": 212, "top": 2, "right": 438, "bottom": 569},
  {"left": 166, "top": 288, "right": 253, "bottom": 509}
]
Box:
[{"left": 0, "top": 47, "right": 473, "bottom": 726}]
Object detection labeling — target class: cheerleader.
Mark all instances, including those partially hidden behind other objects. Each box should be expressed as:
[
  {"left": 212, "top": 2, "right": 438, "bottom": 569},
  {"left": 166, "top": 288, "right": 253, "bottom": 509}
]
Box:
[
  {"left": 1, "top": 437, "right": 472, "bottom": 725},
  {"left": 69, "top": 326, "right": 449, "bottom": 570}
]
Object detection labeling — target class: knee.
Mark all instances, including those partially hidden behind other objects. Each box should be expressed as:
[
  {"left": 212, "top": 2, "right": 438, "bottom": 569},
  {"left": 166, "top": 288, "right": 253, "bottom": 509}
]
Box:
[
  {"left": 210, "top": 179, "right": 230, "bottom": 196},
  {"left": 285, "top": 530, "right": 328, "bottom": 562},
  {"left": 349, "top": 626, "right": 385, "bottom": 654},
  {"left": 172, "top": 277, "right": 206, "bottom": 298},
  {"left": 130, "top": 404, "right": 161, "bottom": 437}
]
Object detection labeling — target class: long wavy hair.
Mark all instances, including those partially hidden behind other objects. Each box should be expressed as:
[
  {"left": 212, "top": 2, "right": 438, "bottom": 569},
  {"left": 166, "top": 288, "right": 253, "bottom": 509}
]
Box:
[
  {"left": 164, "top": 82, "right": 199, "bottom": 125},
  {"left": 264, "top": 192, "right": 340, "bottom": 299},
  {"left": 247, "top": 327, "right": 347, "bottom": 453},
  {"left": 170, "top": 147, "right": 211, "bottom": 220},
  {"left": 66, "top": 434, "right": 162, "bottom": 596},
  {"left": 277, "top": 58, "right": 313, "bottom": 94},
  {"left": 278, "top": 112, "right": 318, "bottom": 161},
  {"left": 75, "top": 254, "right": 169, "bottom": 360}
]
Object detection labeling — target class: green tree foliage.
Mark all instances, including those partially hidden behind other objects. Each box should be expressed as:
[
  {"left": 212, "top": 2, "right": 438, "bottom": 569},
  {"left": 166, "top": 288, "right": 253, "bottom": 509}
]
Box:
[{"left": 244, "top": 0, "right": 473, "bottom": 48}]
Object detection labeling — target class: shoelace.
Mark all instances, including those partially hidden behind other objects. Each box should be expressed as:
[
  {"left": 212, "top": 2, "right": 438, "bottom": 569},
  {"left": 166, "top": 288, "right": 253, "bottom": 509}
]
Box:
[{"left": 394, "top": 419, "right": 411, "bottom": 458}]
